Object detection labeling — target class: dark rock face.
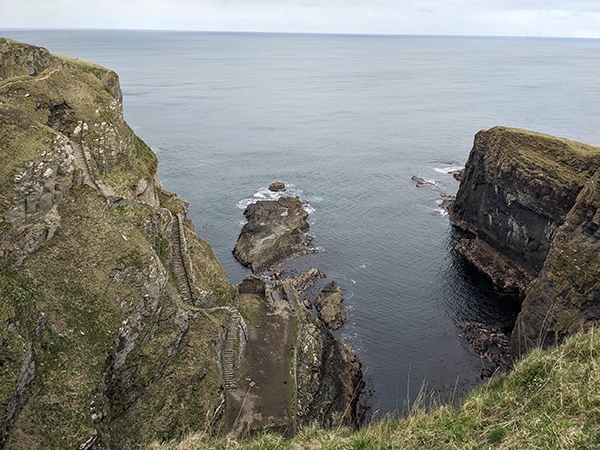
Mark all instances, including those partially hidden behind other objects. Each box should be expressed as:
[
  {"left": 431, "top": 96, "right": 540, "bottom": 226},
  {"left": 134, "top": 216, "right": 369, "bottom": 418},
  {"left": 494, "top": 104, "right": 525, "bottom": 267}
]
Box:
[
  {"left": 450, "top": 127, "right": 600, "bottom": 357},
  {"left": 294, "top": 299, "right": 363, "bottom": 429},
  {"left": 233, "top": 196, "right": 311, "bottom": 273},
  {"left": 314, "top": 281, "right": 346, "bottom": 330},
  {"left": 268, "top": 181, "right": 286, "bottom": 192},
  {"left": 451, "top": 127, "right": 600, "bottom": 291},
  {"left": 512, "top": 174, "right": 600, "bottom": 356}
]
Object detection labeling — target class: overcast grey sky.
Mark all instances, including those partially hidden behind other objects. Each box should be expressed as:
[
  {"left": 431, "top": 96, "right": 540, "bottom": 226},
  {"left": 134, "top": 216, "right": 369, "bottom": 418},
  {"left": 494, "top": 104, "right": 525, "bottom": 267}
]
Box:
[{"left": 1, "top": 0, "right": 599, "bottom": 37}]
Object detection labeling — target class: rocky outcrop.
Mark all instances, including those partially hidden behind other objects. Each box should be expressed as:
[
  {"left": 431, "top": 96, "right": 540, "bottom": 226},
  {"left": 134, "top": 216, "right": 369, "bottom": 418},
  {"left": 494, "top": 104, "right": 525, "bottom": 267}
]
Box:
[
  {"left": 450, "top": 126, "right": 600, "bottom": 357},
  {"left": 314, "top": 281, "right": 346, "bottom": 330},
  {"left": 233, "top": 196, "right": 312, "bottom": 273},
  {"left": 294, "top": 302, "right": 362, "bottom": 428},
  {"left": 269, "top": 181, "right": 286, "bottom": 192},
  {"left": 0, "top": 38, "right": 66, "bottom": 80},
  {"left": 0, "top": 38, "right": 236, "bottom": 448},
  {"left": 231, "top": 274, "right": 363, "bottom": 434}
]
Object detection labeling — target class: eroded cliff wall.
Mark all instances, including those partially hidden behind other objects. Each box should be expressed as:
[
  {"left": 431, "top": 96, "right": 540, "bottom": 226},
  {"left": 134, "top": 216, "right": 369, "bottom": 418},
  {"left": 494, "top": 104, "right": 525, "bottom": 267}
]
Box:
[
  {"left": 451, "top": 126, "right": 600, "bottom": 357},
  {"left": 0, "top": 38, "right": 364, "bottom": 449},
  {"left": 0, "top": 38, "right": 237, "bottom": 449}
]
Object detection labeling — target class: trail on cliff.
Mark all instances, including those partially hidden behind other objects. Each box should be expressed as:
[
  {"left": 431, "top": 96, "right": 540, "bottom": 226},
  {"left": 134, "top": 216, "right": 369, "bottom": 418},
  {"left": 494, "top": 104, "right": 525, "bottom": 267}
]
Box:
[{"left": 170, "top": 213, "right": 194, "bottom": 304}]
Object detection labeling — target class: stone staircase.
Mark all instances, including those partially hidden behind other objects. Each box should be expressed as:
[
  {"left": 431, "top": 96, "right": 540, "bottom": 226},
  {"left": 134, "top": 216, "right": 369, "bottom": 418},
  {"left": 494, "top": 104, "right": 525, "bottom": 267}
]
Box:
[
  {"left": 170, "top": 213, "right": 194, "bottom": 304},
  {"left": 221, "top": 310, "right": 243, "bottom": 391}
]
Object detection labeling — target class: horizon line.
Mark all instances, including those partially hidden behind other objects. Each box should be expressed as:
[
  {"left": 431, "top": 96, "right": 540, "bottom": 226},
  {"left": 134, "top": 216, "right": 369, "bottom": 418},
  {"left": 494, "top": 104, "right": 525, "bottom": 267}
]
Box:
[{"left": 1, "top": 27, "right": 598, "bottom": 40}]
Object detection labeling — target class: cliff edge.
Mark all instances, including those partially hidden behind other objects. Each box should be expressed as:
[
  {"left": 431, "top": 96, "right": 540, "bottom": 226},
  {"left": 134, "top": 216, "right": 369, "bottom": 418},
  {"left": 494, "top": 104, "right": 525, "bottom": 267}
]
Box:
[
  {"left": 0, "top": 38, "right": 363, "bottom": 449},
  {"left": 450, "top": 126, "right": 600, "bottom": 357}
]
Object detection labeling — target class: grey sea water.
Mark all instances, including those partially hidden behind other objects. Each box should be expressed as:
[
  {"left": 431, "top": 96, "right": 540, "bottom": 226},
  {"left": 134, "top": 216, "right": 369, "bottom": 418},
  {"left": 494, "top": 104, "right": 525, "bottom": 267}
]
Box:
[{"left": 3, "top": 29, "right": 600, "bottom": 417}]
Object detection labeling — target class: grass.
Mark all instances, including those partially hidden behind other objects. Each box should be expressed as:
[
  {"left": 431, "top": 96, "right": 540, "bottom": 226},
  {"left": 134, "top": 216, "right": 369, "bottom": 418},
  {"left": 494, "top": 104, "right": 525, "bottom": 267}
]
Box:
[
  {"left": 480, "top": 127, "right": 600, "bottom": 221},
  {"left": 149, "top": 328, "right": 600, "bottom": 449}
]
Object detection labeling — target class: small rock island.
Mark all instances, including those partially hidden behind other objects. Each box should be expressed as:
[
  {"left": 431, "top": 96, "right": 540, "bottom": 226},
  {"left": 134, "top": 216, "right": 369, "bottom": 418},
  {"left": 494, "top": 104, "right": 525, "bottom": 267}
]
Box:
[{"left": 233, "top": 195, "right": 312, "bottom": 273}]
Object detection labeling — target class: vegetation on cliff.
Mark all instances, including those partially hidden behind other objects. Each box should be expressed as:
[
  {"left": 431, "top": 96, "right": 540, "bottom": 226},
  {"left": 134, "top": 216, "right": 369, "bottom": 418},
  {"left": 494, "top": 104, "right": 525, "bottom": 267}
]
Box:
[
  {"left": 450, "top": 126, "right": 600, "bottom": 357},
  {"left": 0, "top": 37, "right": 237, "bottom": 448},
  {"left": 1, "top": 38, "right": 364, "bottom": 449}
]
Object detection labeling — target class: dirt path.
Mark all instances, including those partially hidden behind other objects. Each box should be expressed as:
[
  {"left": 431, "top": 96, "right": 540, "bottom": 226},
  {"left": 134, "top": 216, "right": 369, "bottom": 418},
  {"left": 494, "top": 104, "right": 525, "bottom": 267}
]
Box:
[{"left": 225, "top": 293, "right": 297, "bottom": 435}]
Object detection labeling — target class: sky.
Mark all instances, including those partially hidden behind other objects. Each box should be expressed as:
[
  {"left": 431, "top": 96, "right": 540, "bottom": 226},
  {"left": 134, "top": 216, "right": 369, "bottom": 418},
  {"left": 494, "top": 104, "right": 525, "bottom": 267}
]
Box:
[{"left": 1, "top": 0, "right": 599, "bottom": 38}]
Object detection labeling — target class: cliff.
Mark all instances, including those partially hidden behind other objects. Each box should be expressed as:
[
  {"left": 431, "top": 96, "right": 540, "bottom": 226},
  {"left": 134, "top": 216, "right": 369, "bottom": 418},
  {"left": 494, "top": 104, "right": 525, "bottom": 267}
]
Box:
[
  {"left": 450, "top": 126, "right": 600, "bottom": 357},
  {"left": 0, "top": 38, "right": 362, "bottom": 448}
]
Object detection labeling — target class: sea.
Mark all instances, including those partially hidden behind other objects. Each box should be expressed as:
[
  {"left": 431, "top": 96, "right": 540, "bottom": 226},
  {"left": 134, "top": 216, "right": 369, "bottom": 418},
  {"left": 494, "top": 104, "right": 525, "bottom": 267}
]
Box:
[{"left": 2, "top": 29, "right": 600, "bottom": 418}]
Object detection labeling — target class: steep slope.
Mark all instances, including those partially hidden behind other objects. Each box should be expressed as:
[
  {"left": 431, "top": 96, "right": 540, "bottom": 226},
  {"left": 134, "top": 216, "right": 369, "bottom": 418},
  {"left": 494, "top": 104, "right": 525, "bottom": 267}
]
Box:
[
  {"left": 0, "top": 38, "right": 364, "bottom": 449},
  {"left": 0, "top": 38, "right": 237, "bottom": 449},
  {"left": 450, "top": 126, "right": 600, "bottom": 357}
]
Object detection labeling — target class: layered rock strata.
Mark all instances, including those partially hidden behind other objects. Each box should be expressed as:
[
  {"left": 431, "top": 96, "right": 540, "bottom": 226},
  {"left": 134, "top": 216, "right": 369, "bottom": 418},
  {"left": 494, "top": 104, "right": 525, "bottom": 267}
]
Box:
[{"left": 450, "top": 126, "right": 600, "bottom": 357}]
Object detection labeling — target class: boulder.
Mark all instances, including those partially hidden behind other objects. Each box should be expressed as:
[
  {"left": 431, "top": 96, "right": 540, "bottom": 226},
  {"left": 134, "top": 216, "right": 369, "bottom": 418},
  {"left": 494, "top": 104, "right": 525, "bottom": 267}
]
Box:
[
  {"left": 314, "top": 281, "right": 346, "bottom": 330},
  {"left": 268, "top": 181, "right": 286, "bottom": 192}
]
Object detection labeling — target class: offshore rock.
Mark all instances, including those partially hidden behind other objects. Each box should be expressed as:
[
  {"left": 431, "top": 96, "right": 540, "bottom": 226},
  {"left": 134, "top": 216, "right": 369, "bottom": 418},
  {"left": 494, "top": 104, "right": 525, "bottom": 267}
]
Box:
[
  {"left": 268, "top": 181, "right": 286, "bottom": 192},
  {"left": 314, "top": 281, "right": 346, "bottom": 330},
  {"left": 233, "top": 196, "right": 311, "bottom": 273},
  {"left": 450, "top": 126, "right": 600, "bottom": 357}
]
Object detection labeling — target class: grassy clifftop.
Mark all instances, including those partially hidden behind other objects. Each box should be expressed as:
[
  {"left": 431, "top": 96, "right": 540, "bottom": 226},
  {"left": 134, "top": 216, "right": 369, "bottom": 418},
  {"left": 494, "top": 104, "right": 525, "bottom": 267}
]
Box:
[{"left": 152, "top": 328, "right": 600, "bottom": 449}]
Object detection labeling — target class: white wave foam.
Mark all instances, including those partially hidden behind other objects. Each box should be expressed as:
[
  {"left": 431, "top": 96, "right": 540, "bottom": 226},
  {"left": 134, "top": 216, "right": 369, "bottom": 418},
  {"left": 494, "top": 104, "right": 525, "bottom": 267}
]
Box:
[
  {"left": 303, "top": 204, "right": 316, "bottom": 214},
  {"left": 237, "top": 183, "right": 306, "bottom": 209},
  {"left": 434, "top": 165, "right": 464, "bottom": 174},
  {"left": 433, "top": 200, "right": 449, "bottom": 216}
]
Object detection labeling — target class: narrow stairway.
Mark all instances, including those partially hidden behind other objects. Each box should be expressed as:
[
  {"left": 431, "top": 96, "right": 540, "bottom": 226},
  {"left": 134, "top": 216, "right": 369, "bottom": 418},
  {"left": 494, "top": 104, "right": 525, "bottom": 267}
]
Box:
[
  {"left": 170, "top": 214, "right": 194, "bottom": 304},
  {"left": 222, "top": 311, "right": 242, "bottom": 391}
]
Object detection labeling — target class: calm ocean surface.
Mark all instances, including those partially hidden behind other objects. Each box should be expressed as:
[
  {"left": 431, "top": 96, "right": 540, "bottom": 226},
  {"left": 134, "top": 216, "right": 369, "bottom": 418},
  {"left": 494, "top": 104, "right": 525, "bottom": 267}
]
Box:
[{"left": 3, "top": 29, "right": 600, "bottom": 417}]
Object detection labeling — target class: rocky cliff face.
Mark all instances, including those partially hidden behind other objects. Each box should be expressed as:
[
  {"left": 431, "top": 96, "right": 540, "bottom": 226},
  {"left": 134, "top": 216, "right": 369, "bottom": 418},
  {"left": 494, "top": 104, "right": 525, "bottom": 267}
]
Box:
[
  {"left": 0, "top": 38, "right": 237, "bottom": 449},
  {"left": 0, "top": 38, "right": 362, "bottom": 449},
  {"left": 450, "top": 126, "right": 600, "bottom": 357}
]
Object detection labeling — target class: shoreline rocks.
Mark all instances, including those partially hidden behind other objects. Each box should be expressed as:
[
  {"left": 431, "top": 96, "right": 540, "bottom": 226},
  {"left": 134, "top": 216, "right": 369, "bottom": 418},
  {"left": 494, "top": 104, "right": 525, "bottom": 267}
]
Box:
[{"left": 314, "top": 281, "right": 346, "bottom": 330}]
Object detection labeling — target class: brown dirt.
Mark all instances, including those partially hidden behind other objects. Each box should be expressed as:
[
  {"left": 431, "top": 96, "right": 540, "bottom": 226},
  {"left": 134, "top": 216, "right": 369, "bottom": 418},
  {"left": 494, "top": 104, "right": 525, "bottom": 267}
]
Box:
[{"left": 225, "top": 293, "right": 297, "bottom": 436}]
